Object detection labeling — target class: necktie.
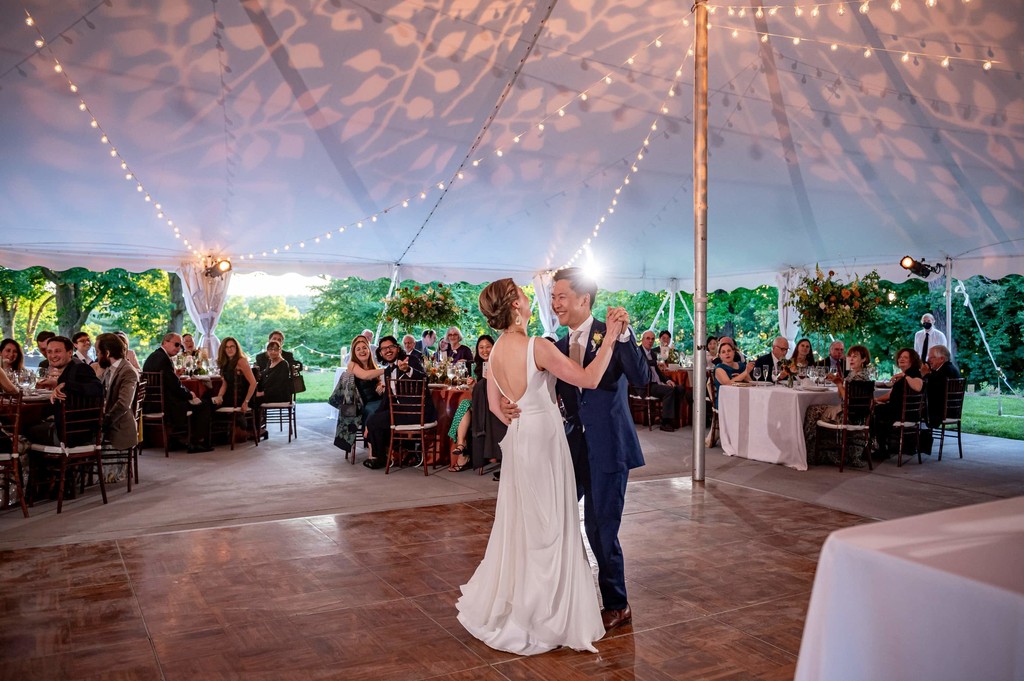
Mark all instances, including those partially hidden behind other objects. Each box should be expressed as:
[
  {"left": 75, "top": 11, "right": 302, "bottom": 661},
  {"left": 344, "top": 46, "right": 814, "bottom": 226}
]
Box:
[
  {"left": 569, "top": 329, "right": 583, "bottom": 366},
  {"left": 921, "top": 332, "right": 930, "bottom": 359}
]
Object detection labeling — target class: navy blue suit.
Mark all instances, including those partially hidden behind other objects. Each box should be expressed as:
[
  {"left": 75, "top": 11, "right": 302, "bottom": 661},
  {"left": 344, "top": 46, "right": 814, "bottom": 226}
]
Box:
[{"left": 555, "top": 319, "right": 649, "bottom": 611}]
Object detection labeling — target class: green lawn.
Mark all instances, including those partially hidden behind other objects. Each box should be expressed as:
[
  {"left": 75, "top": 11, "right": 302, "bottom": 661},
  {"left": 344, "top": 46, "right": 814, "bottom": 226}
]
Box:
[
  {"left": 297, "top": 371, "right": 1023, "bottom": 441},
  {"left": 962, "top": 394, "right": 1024, "bottom": 441}
]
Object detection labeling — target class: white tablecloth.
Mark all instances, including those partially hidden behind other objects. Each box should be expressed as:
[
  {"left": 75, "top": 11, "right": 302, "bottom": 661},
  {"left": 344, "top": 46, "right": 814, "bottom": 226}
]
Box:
[
  {"left": 717, "top": 384, "right": 839, "bottom": 470},
  {"left": 795, "top": 496, "right": 1024, "bottom": 681}
]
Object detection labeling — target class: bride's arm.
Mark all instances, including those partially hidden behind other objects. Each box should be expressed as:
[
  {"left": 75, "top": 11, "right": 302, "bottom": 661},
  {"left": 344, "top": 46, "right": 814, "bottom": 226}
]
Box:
[{"left": 535, "top": 308, "right": 625, "bottom": 389}]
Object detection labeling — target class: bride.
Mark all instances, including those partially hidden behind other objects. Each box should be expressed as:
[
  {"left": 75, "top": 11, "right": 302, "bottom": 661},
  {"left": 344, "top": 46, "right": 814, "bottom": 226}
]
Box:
[{"left": 456, "top": 278, "right": 627, "bottom": 655}]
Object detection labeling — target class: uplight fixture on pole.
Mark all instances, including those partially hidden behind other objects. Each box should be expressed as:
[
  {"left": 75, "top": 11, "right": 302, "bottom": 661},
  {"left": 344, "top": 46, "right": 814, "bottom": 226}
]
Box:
[{"left": 899, "top": 256, "right": 944, "bottom": 278}]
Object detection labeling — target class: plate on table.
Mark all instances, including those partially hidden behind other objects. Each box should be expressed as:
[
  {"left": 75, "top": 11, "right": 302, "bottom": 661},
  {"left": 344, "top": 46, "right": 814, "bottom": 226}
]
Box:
[
  {"left": 427, "top": 383, "right": 448, "bottom": 390},
  {"left": 731, "top": 381, "right": 752, "bottom": 387},
  {"left": 875, "top": 381, "right": 892, "bottom": 388},
  {"left": 797, "top": 385, "right": 830, "bottom": 392}
]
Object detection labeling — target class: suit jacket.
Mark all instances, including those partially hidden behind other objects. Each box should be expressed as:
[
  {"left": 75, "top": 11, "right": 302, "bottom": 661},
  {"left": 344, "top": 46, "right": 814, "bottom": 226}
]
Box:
[
  {"left": 640, "top": 347, "right": 670, "bottom": 385},
  {"left": 925, "top": 361, "right": 961, "bottom": 428},
  {"left": 104, "top": 360, "right": 140, "bottom": 449},
  {"left": 255, "top": 349, "right": 298, "bottom": 373},
  {"left": 376, "top": 358, "right": 436, "bottom": 421},
  {"left": 59, "top": 358, "right": 104, "bottom": 399},
  {"left": 556, "top": 320, "right": 650, "bottom": 474},
  {"left": 414, "top": 340, "right": 433, "bottom": 360},
  {"left": 753, "top": 352, "right": 785, "bottom": 382},
  {"left": 142, "top": 348, "right": 193, "bottom": 426},
  {"left": 819, "top": 355, "right": 847, "bottom": 374}
]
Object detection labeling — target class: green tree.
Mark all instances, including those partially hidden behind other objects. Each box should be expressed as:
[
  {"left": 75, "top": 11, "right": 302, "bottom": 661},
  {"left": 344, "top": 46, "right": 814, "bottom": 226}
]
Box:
[
  {"left": 216, "top": 296, "right": 302, "bottom": 357},
  {"left": 39, "top": 267, "right": 171, "bottom": 339},
  {"left": 0, "top": 267, "right": 53, "bottom": 345}
]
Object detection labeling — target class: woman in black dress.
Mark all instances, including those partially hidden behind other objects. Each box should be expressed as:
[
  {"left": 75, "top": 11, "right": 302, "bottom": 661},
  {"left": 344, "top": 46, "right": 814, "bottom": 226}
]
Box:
[
  {"left": 870, "top": 347, "right": 924, "bottom": 458},
  {"left": 258, "top": 341, "right": 293, "bottom": 404}
]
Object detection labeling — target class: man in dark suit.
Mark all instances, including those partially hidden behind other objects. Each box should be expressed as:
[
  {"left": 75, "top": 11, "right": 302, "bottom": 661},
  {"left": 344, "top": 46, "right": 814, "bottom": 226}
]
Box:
[
  {"left": 142, "top": 333, "right": 212, "bottom": 452},
  {"left": 254, "top": 330, "right": 301, "bottom": 373},
  {"left": 550, "top": 267, "right": 649, "bottom": 631},
  {"left": 414, "top": 329, "right": 436, "bottom": 360},
  {"left": 363, "top": 335, "right": 433, "bottom": 469},
  {"left": 28, "top": 335, "right": 103, "bottom": 445},
  {"left": 638, "top": 330, "right": 684, "bottom": 432},
  {"left": 819, "top": 340, "right": 847, "bottom": 375},
  {"left": 96, "top": 333, "right": 140, "bottom": 451},
  {"left": 922, "top": 344, "right": 961, "bottom": 428},
  {"left": 753, "top": 336, "right": 792, "bottom": 383}
]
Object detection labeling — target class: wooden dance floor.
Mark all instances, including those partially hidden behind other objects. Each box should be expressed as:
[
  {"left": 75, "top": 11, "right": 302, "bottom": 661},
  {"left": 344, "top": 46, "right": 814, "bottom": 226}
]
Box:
[{"left": 0, "top": 477, "right": 867, "bottom": 680}]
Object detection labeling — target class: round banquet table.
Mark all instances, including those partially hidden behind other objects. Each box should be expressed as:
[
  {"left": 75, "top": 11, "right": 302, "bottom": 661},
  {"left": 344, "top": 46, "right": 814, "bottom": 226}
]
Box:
[
  {"left": 429, "top": 385, "right": 473, "bottom": 466},
  {"left": 181, "top": 375, "right": 223, "bottom": 398}
]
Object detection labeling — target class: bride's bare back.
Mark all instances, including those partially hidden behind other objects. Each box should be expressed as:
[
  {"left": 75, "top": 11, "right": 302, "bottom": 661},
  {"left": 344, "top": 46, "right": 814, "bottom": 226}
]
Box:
[{"left": 488, "top": 333, "right": 533, "bottom": 403}]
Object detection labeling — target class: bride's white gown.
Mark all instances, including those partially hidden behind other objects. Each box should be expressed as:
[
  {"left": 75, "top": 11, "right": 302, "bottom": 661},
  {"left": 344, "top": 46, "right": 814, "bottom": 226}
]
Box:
[{"left": 456, "top": 337, "right": 604, "bottom": 655}]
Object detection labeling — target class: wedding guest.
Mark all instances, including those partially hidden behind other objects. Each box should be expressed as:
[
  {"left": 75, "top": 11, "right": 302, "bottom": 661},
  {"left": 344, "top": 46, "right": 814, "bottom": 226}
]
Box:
[
  {"left": 447, "top": 334, "right": 494, "bottom": 472},
  {"left": 704, "top": 336, "right": 718, "bottom": 365},
  {"left": 870, "top": 348, "right": 924, "bottom": 459},
  {"left": 913, "top": 313, "right": 947, "bottom": 361},
  {"left": 820, "top": 340, "right": 846, "bottom": 374},
  {"left": 113, "top": 331, "right": 141, "bottom": 371},
  {"left": 95, "top": 333, "right": 140, "bottom": 452},
  {"left": 257, "top": 341, "right": 293, "bottom": 404},
  {"left": 440, "top": 327, "right": 473, "bottom": 364},
  {"left": 35, "top": 330, "right": 55, "bottom": 371},
  {"left": 753, "top": 336, "right": 791, "bottom": 383},
  {"left": 792, "top": 338, "right": 816, "bottom": 369},
  {"left": 922, "top": 345, "right": 961, "bottom": 429},
  {"left": 638, "top": 330, "right": 684, "bottom": 432},
  {"left": 212, "top": 337, "right": 258, "bottom": 412},
  {"left": 361, "top": 329, "right": 377, "bottom": 357},
  {"left": 255, "top": 330, "right": 300, "bottom": 373},
  {"left": 27, "top": 336, "right": 104, "bottom": 446},
  {"left": 330, "top": 335, "right": 387, "bottom": 457},
  {"left": 712, "top": 340, "right": 754, "bottom": 409},
  {"left": 713, "top": 336, "right": 744, "bottom": 364},
  {"left": 347, "top": 335, "right": 386, "bottom": 426},
  {"left": 657, "top": 330, "right": 674, "bottom": 362},
  {"left": 415, "top": 329, "right": 436, "bottom": 360},
  {"left": 71, "top": 332, "right": 94, "bottom": 365},
  {"left": 804, "top": 345, "right": 872, "bottom": 465},
  {"left": 402, "top": 334, "right": 419, "bottom": 359},
  {"left": 363, "top": 336, "right": 434, "bottom": 469},
  {"left": 181, "top": 333, "right": 202, "bottom": 359},
  {"left": 1, "top": 338, "right": 25, "bottom": 373},
  {"left": 142, "top": 333, "right": 213, "bottom": 453}
]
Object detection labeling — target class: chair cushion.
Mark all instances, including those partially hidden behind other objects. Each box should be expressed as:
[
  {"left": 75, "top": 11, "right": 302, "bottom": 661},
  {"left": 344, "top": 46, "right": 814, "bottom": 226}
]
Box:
[
  {"left": 30, "top": 443, "right": 99, "bottom": 455},
  {"left": 942, "top": 418, "right": 960, "bottom": 425},
  {"left": 216, "top": 407, "right": 244, "bottom": 413},
  {"left": 142, "top": 412, "right": 165, "bottom": 419},
  {"left": 817, "top": 420, "right": 869, "bottom": 431},
  {"left": 261, "top": 402, "right": 294, "bottom": 408},
  {"left": 0, "top": 452, "right": 18, "bottom": 461},
  {"left": 392, "top": 421, "right": 438, "bottom": 432}
]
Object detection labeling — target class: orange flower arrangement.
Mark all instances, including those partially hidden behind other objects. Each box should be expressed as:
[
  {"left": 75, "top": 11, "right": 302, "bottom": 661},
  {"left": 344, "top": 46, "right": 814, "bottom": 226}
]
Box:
[
  {"left": 791, "top": 266, "right": 884, "bottom": 335},
  {"left": 383, "top": 283, "right": 463, "bottom": 327}
]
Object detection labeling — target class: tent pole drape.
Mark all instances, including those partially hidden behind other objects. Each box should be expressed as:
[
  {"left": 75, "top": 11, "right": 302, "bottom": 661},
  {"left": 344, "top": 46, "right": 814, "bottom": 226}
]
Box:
[
  {"left": 177, "top": 261, "right": 232, "bottom": 359},
  {"left": 531, "top": 272, "right": 559, "bottom": 338},
  {"left": 692, "top": 0, "right": 709, "bottom": 483}
]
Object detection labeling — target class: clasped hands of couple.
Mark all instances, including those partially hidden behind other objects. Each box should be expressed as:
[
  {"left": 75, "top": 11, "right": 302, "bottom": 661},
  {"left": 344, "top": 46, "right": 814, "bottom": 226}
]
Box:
[{"left": 499, "top": 306, "right": 631, "bottom": 421}]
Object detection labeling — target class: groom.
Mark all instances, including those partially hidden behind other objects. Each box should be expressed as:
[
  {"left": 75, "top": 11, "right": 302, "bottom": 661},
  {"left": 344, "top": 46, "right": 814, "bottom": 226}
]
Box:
[{"left": 551, "top": 267, "right": 650, "bottom": 631}]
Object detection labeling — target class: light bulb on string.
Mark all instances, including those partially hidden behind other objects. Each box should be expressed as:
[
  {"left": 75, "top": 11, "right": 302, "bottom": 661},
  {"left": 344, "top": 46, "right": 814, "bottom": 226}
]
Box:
[{"left": 811, "top": 5, "right": 820, "bottom": 16}]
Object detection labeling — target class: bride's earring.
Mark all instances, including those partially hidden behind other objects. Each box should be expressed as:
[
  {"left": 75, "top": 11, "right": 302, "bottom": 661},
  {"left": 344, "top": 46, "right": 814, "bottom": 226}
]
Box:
[{"left": 514, "top": 313, "right": 523, "bottom": 326}]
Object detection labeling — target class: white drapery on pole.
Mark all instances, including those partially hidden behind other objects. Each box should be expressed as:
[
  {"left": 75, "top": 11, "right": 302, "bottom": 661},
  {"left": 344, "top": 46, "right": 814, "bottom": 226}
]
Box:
[
  {"left": 177, "top": 261, "right": 232, "bottom": 358},
  {"left": 776, "top": 269, "right": 802, "bottom": 343},
  {"left": 531, "top": 272, "right": 559, "bottom": 337}
]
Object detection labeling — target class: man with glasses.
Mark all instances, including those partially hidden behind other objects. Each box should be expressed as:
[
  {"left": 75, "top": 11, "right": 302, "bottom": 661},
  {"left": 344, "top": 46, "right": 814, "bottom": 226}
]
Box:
[
  {"left": 142, "top": 333, "right": 213, "bottom": 452},
  {"left": 753, "top": 336, "right": 793, "bottom": 383},
  {"left": 71, "top": 332, "right": 95, "bottom": 365},
  {"left": 363, "top": 335, "right": 434, "bottom": 469}
]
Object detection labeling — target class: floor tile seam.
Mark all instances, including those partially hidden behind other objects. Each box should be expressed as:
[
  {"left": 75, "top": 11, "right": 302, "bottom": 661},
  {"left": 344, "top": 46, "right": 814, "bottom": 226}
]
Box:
[
  {"left": 406, "top": 595, "right": 494, "bottom": 669},
  {"left": 707, "top": 612, "right": 802, "bottom": 660},
  {"left": 865, "top": 466, "right": 1014, "bottom": 498},
  {"left": 114, "top": 538, "right": 168, "bottom": 681},
  {"left": 701, "top": 474, "right": 884, "bottom": 521}
]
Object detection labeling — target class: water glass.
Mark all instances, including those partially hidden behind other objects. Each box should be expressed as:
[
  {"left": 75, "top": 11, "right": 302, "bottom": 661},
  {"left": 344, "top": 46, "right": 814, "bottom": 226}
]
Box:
[{"left": 753, "top": 367, "right": 762, "bottom": 382}]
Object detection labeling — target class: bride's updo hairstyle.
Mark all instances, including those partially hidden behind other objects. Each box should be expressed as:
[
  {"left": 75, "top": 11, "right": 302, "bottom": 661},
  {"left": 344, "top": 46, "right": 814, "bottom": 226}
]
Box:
[{"left": 479, "top": 278, "right": 520, "bottom": 330}]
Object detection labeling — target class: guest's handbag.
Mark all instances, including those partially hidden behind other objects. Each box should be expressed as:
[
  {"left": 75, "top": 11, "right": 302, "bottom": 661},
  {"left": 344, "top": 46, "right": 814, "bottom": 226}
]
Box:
[{"left": 292, "top": 371, "right": 307, "bottom": 394}]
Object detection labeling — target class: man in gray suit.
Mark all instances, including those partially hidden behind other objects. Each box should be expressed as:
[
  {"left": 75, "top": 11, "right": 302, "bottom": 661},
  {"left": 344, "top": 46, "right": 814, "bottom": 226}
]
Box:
[{"left": 96, "top": 333, "right": 140, "bottom": 450}]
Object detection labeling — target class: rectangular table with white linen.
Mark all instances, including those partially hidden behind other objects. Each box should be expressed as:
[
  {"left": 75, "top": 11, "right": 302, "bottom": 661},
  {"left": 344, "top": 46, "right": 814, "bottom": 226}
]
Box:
[
  {"left": 717, "top": 383, "right": 839, "bottom": 470},
  {"left": 795, "top": 496, "right": 1024, "bottom": 681}
]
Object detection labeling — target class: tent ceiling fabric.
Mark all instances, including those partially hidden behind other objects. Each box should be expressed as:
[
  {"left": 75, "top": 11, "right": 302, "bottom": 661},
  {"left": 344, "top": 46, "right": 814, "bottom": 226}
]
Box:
[{"left": 1, "top": 0, "right": 1021, "bottom": 291}]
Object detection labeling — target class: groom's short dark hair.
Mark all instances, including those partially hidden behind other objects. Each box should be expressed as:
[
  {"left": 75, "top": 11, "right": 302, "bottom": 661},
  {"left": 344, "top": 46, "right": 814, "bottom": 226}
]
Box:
[{"left": 553, "top": 268, "right": 597, "bottom": 310}]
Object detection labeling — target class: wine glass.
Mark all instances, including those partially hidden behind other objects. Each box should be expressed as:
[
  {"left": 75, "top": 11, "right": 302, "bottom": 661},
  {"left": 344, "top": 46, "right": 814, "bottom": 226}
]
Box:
[
  {"left": 445, "top": 362, "right": 457, "bottom": 385},
  {"left": 752, "top": 366, "right": 762, "bottom": 383},
  {"left": 18, "top": 369, "right": 34, "bottom": 392},
  {"left": 771, "top": 365, "right": 781, "bottom": 384}
]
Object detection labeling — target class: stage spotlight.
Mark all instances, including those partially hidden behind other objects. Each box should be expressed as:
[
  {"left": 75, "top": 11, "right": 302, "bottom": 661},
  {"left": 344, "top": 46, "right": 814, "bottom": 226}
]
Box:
[
  {"left": 899, "top": 256, "right": 941, "bottom": 278},
  {"left": 204, "top": 258, "right": 232, "bottom": 277}
]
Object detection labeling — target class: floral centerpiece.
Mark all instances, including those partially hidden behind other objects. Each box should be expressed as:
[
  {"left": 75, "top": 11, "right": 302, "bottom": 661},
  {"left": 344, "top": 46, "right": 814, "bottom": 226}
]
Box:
[
  {"left": 791, "top": 265, "right": 884, "bottom": 336},
  {"left": 383, "top": 283, "right": 464, "bottom": 328}
]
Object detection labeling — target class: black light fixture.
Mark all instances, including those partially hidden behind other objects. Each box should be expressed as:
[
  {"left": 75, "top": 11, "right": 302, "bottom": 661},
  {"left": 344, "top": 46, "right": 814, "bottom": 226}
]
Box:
[
  {"left": 899, "top": 256, "right": 943, "bottom": 278},
  {"left": 203, "top": 258, "right": 232, "bottom": 278}
]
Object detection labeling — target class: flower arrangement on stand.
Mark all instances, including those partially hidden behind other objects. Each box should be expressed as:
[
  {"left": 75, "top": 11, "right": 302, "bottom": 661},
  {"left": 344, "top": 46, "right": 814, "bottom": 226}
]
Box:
[
  {"left": 791, "top": 266, "right": 884, "bottom": 336},
  {"left": 383, "top": 283, "right": 464, "bottom": 329}
]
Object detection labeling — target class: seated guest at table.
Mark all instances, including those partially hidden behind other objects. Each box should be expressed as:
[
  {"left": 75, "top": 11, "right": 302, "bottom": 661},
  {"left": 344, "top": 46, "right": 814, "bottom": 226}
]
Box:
[
  {"left": 71, "top": 332, "right": 94, "bottom": 365},
  {"left": 27, "top": 336, "right": 104, "bottom": 445},
  {"left": 820, "top": 340, "right": 846, "bottom": 375},
  {"left": 639, "top": 330, "right": 684, "bottom": 432},
  {"left": 95, "top": 333, "right": 140, "bottom": 451},
  {"left": 753, "top": 336, "right": 792, "bottom": 383},
  {"left": 870, "top": 348, "right": 924, "bottom": 459},
  {"left": 415, "top": 329, "right": 436, "bottom": 360},
  {"left": 255, "top": 330, "right": 300, "bottom": 373},
  {"left": 212, "top": 337, "right": 258, "bottom": 412},
  {"left": 35, "top": 330, "right": 55, "bottom": 371},
  {"left": 361, "top": 329, "right": 377, "bottom": 357},
  {"left": 257, "top": 341, "right": 294, "bottom": 404},
  {"left": 439, "top": 326, "right": 473, "bottom": 364},
  {"left": 447, "top": 334, "right": 495, "bottom": 472},
  {"left": 1, "top": 338, "right": 25, "bottom": 374},
  {"left": 804, "top": 344, "right": 872, "bottom": 466},
  {"left": 180, "top": 333, "right": 201, "bottom": 359},
  {"left": 921, "top": 345, "right": 960, "bottom": 429},
  {"left": 113, "top": 331, "right": 141, "bottom": 371},
  {"left": 142, "top": 333, "right": 213, "bottom": 453},
  {"left": 347, "top": 334, "right": 385, "bottom": 424},
  {"left": 330, "top": 335, "right": 388, "bottom": 456},
  {"left": 792, "top": 338, "right": 816, "bottom": 369},
  {"left": 705, "top": 336, "right": 718, "bottom": 365},
  {"left": 657, "top": 330, "right": 675, "bottom": 362},
  {"left": 363, "top": 336, "right": 435, "bottom": 470},
  {"left": 402, "top": 334, "right": 420, "bottom": 362},
  {"left": 713, "top": 336, "right": 745, "bottom": 364},
  {"left": 712, "top": 340, "right": 754, "bottom": 409}
]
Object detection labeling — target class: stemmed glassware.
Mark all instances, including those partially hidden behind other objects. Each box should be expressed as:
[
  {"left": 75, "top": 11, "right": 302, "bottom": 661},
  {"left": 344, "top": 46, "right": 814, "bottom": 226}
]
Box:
[
  {"left": 445, "top": 362, "right": 457, "bottom": 385},
  {"left": 752, "top": 366, "right": 762, "bottom": 383},
  {"left": 771, "top": 365, "right": 781, "bottom": 384}
]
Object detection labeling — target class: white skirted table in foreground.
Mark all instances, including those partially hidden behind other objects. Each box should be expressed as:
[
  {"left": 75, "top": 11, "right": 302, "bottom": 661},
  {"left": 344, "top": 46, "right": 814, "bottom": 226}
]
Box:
[
  {"left": 795, "top": 496, "right": 1024, "bottom": 681},
  {"left": 717, "top": 384, "right": 839, "bottom": 470}
]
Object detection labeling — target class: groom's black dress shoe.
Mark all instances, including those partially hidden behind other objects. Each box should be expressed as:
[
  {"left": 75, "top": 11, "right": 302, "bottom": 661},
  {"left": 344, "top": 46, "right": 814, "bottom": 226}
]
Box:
[{"left": 601, "top": 604, "right": 632, "bottom": 631}]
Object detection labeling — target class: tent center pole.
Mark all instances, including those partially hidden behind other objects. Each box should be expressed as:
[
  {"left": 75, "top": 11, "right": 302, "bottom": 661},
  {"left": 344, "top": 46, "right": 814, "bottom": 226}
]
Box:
[{"left": 692, "top": 0, "right": 709, "bottom": 483}]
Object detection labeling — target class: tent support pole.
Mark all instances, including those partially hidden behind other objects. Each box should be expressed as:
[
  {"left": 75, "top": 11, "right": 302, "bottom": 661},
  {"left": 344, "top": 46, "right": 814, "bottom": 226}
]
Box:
[
  {"left": 677, "top": 291, "right": 695, "bottom": 326},
  {"left": 649, "top": 291, "right": 670, "bottom": 331},
  {"left": 692, "top": 0, "right": 709, "bottom": 483},
  {"left": 667, "top": 280, "right": 677, "bottom": 338},
  {"left": 945, "top": 256, "right": 953, "bottom": 363}
]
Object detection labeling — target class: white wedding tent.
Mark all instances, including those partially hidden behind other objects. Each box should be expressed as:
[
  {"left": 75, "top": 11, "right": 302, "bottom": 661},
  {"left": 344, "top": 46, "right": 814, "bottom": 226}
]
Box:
[{"left": 1, "top": 0, "right": 1021, "bottom": 291}]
